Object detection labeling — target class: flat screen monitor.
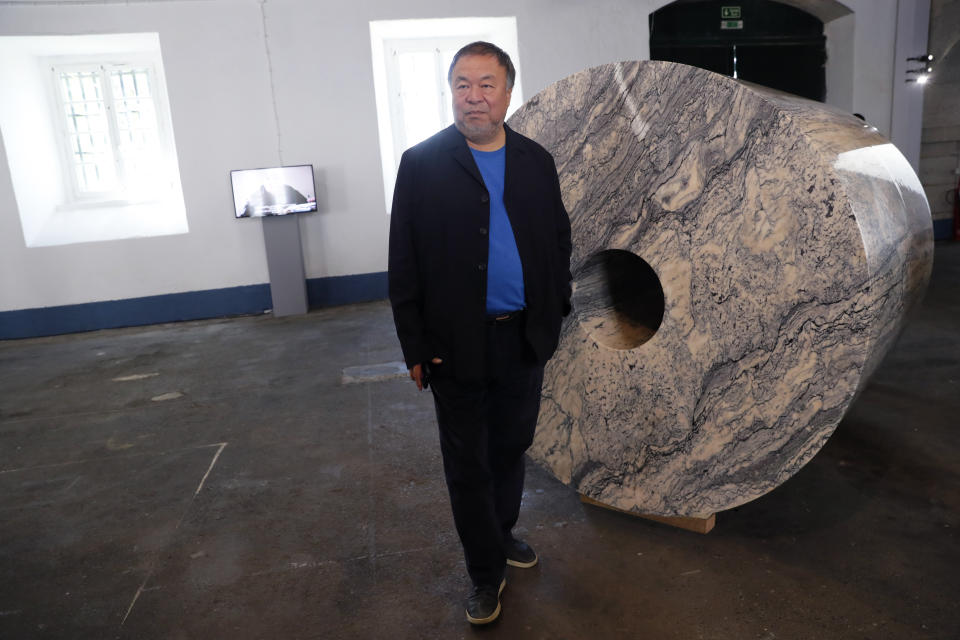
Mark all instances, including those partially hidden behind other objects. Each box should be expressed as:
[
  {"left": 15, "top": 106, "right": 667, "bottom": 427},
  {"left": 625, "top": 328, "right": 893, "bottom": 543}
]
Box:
[{"left": 231, "top": 164, "right": 317, "bottom": 218}]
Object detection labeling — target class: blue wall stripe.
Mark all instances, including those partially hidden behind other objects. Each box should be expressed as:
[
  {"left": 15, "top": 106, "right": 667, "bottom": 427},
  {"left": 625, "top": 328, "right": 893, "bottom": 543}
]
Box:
[
  {"left": 933, "top": 217, "right": 954, "bottom": 241},
  {"left": 0, "top": 272, "right": 389, "bottom": 340},
  {"left": 306, "top": 271, "right": 388, "bottom": 308}
]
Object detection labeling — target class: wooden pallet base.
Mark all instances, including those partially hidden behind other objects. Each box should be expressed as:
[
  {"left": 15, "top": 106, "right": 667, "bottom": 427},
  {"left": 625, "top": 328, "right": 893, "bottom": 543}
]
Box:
[{"left": 579, "top": 494, "right": 716, "bottom": 534}]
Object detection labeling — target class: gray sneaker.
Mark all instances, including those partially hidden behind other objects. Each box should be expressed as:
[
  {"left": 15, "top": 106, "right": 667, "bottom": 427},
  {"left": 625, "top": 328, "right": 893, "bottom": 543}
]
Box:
[
  {"left": 505, "top": 537, "right": 538, "bottom": 568},
  {"left": 465, "top": 577, "right": 506, "bottom": 625}
]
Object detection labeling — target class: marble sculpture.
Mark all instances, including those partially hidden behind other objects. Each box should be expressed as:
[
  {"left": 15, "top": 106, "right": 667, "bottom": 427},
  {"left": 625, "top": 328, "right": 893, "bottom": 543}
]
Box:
[{"left": 507, "top": 61, "right": 933, "bottom": 518}]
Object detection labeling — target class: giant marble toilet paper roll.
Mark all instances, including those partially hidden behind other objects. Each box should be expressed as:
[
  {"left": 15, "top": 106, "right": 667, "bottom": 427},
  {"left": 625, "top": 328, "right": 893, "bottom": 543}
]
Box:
[{"left": 507, "top": 61, "right": 933, "bottom": 518}]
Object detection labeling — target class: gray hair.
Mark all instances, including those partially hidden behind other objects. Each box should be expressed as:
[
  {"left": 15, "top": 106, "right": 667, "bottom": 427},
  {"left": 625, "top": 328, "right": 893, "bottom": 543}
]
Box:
[{"left": 447, "top": 41, "right": 516, "bottom": 90}]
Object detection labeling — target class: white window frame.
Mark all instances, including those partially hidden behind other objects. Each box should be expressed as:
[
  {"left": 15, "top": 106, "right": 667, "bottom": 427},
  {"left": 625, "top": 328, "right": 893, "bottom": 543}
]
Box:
[
  {"left": 46, "top": 52, "right": 177, "bottom": 208},
  {"left": 369, "top": 17, "right": 523, "bottom": 215}
]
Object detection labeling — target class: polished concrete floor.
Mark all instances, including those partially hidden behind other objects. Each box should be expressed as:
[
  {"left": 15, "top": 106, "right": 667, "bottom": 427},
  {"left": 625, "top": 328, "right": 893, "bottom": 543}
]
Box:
[{"left": 1, "top": 243, "right": 958, "bottom": 640}]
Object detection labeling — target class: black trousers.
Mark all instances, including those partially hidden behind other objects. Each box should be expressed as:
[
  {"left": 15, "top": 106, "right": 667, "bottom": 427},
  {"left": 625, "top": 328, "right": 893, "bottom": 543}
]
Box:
[{"left": 429, "top": 314, "right": 544, "bottom": 587}]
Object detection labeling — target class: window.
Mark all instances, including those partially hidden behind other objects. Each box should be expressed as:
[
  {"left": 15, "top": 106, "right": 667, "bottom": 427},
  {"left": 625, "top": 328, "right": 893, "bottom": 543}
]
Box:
[
  {"left": 52, "top": 60, "right": 167, "bottom": 202},
  {"left": 384, "top": 38, "right": 460, "bottom": 161},
  {"left": 0, "top": 34, "right": 187, "bottom": 248},
  {"left": 369, "top": 18, "right": 523, "bottom": 214}
]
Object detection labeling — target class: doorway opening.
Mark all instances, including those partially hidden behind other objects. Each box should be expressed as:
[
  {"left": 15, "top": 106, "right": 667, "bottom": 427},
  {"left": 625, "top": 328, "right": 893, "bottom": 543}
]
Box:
[{"left": 650, "top": 0, "right": 826, "bottom": 102}]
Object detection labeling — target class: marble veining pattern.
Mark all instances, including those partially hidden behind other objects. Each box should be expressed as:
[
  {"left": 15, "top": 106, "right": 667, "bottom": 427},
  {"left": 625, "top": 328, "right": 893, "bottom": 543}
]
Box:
[{"left": 508, "top": 61, "right": 933, "bottom": 518}]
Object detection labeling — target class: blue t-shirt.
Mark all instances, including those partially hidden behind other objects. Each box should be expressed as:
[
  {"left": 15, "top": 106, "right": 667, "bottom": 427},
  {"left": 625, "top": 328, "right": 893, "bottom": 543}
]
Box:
[{"left": 470, "top": 146, "right": 525, "bottom": 315}]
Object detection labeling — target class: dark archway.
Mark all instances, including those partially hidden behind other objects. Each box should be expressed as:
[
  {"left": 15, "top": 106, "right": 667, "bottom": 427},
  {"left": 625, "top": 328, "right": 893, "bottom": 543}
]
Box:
[{"left": 650, "top": 0, "right": 826, "bottom": 101}]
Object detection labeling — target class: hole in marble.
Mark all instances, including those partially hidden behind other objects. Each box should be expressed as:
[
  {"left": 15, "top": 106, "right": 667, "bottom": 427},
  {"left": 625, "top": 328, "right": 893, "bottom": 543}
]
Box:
[{"left": 572, "top": 249, "right": 664, "bottom": 350}]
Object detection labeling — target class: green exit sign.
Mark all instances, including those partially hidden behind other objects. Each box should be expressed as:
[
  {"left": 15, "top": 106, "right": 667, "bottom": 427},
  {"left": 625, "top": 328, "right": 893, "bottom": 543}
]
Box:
[{"left": 722, "top": 6, "right": 741, "bottom": 19}]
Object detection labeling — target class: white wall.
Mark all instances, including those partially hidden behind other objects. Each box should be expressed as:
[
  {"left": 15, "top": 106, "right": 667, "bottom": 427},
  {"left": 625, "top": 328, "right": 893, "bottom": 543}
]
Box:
[
  {"left": 0, "top": 45, "right": 63, "bottom": 243},
  {"left": 889, "top": 0, "right": 932, "bottom": 172},
  {"left": 270, "top": 0, "right": 659, "bottom": 283},
  {"left": 847, "top": 0, "right": 900, "bottom": 136},
  {"left": 919, "top": 0, "right": 960, "bottom": 230},
  {"left": 0, "top": 33, "right": 189, "bottom": 249},
  {"left": 825, "top": 12, "right": 855, "bottom": 112},
  {"left": 0, "top": 0, "right": 915, "bottom": 314},
  {"left": 814, "top": 0, "right": 928, "bottom": 168},
  {"left": 0, "top": 0, "right": 661, "bottom": 313},
  {"left": 0, "top": 1, "right": 276, "bottom": 311}
]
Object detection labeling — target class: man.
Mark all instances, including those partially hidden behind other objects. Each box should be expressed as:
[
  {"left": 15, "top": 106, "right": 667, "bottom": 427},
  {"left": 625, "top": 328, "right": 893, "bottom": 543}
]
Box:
[{"left": 388, "top": 41, "right": 572, "bottom": 625}]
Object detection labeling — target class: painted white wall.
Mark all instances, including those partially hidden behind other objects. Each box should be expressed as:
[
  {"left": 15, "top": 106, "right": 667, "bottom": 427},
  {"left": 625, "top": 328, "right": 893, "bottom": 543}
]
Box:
[
  {"left": 0, "top": 1, "right": 275, "bottom": 311},
  {"left": 825, "top": 12, "right": 855, "bottom": 112},
  {"left": 0, "top": 45, "right": 63, "bottom": 243},
  {"left": 0, "top": 33, "right": 189, "bottom": 248},
  {"left": 824, "top": 0, "right": 929, "bottom": 169},
  {"left": 0, "top": 0, "right": 915, "bottom": 314},
  {"left": 0, "top": 0, "right": 662, "bottom": 312},
  {"left": 268, "top": 0, "right": 658, "bottom": 285},
  {"left": 848, "top": 0, "right": 900, "bottom": 136},
  {"left": 889, "top": 0, "right": 932, "bottom": 172}
]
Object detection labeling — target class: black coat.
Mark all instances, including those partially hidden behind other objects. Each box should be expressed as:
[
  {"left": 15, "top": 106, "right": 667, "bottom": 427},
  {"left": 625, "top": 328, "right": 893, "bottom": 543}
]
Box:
[{"left": 388, "top": 124, "right": 572, "bottom": 382}]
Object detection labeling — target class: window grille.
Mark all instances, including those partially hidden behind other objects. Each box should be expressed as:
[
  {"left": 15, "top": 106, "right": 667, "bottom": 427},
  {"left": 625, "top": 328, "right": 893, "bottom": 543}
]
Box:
[{"left": 54, "top": 63, "right": 163, "bottom": 200}]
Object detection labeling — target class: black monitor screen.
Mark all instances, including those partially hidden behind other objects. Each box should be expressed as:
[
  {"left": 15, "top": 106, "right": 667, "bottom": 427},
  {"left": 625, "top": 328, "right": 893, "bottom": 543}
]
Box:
[{"left": 231, "top": 164, "right": 317, "bottom": 218}]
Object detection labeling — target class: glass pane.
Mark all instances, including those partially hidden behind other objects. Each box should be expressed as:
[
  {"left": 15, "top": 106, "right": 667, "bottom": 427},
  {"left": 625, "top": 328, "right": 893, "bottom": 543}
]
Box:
[
  {"left": 60, "top": 75, "right": 74, "bottom": 102},
  {"left": 67, "top": 75, "right": 81, "bottom": 102},
  {"left": 439, "top": 48, "right": 457, "bottom": 127},
  {"left": 135, "top": 72, "right": 151, "bottom": 97},
  {"left": 74, "top": 133, "right": 102, "bottom": 158},
  {"left": 58, "top": 69, "right": 120, "bottom": 193},
  {"left": 122, "top": 100, "right": 139, "bottom": 125},
  {"left": 70, "top": 133, "right": 116, "bottom": 192},
  {"left": 79, "top": 101, "right": 98, "bottom": 117},
  {"left": 111, "top": 72, "right": 125, "bottom": 98},
  {"left": 397, "top": 50, "right": 445, "bottom": 149},
  {"left": 75, "top": 134, "right": 92, "bottom": 154},
  {"left": 111, "top": 68, "right": 161, "bottom": 190},
  {"left": 64, "top": 102, "right": 107, "bottom": 134},
  {"left": 82, "top": 164, "right": 98, "bottom": 188},
  {"left": 81, "top": 73, "right": 99, "bottom": 101},
  {"left": 111, "top": 68, "right": 152, "bottom": 98},
  {"left": 77, "top": 158, "right": 117, "bottom": 192}
]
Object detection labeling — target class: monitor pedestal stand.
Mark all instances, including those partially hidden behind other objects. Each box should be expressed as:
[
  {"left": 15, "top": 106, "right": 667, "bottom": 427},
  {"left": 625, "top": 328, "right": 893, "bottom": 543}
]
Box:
[{"left": 262, "top": 214, "right": 308, "bottom": 317}]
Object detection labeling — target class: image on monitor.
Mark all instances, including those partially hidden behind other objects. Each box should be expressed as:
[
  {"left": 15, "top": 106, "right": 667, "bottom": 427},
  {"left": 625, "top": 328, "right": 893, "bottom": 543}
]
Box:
[{"left": 231, "top": 164, "right": 317, "bottom": 218}]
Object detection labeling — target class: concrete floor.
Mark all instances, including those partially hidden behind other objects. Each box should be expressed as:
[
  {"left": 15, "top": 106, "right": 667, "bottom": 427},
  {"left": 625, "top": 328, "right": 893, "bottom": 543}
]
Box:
[{"left": 1, "top": 244, "right": 958, "bottom": 640}]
